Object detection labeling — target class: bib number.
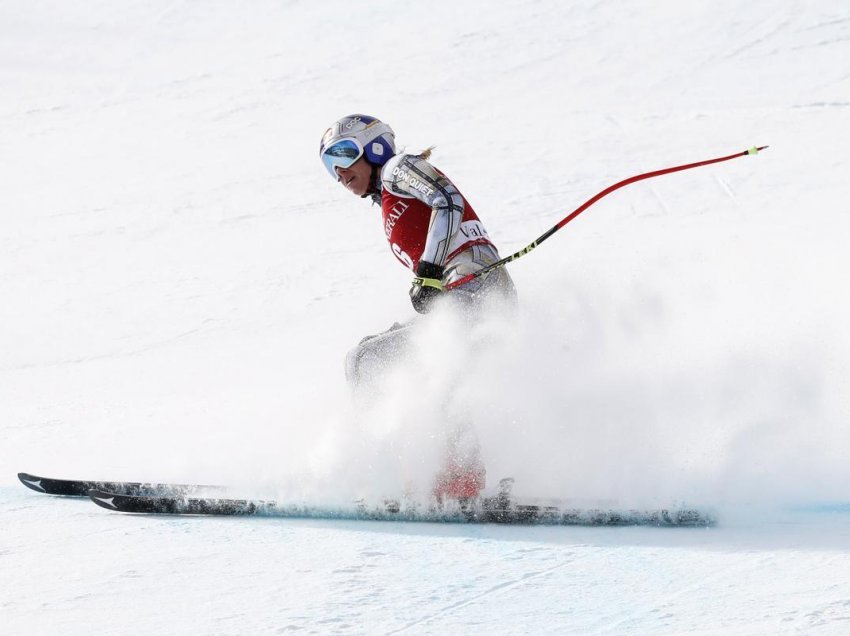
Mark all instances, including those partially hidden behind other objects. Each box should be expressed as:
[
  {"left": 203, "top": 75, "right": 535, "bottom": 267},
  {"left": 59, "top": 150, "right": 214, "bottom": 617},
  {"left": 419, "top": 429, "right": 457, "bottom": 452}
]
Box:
[{"left": 392, "top": 243, "right": 415, "bottom": 270}]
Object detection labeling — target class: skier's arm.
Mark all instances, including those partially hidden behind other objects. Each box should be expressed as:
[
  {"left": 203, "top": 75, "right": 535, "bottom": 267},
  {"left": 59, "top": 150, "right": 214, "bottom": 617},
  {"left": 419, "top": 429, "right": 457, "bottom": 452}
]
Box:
[{"left": 381, "top": 154, "right": 465, "bottom": 267}]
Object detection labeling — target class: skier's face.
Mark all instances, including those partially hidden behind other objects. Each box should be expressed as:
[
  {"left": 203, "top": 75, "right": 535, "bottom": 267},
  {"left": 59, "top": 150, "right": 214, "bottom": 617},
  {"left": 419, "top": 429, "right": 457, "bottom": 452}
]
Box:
[{"left": 336, "top": 157, "right": 372, "bottom": 197}]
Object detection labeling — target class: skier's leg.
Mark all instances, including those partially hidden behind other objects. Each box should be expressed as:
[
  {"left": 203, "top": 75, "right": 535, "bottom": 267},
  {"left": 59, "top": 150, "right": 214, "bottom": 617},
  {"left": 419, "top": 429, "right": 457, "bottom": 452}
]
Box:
[{"left": 344, "top": 320, "right": 414, "bottom": 391}]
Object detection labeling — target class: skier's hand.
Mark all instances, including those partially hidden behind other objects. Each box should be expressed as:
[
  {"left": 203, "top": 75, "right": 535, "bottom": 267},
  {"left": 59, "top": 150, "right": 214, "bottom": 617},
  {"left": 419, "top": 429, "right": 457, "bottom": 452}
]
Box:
[{"left": 409, "top": 261, "right": 444, "bottom": 314}]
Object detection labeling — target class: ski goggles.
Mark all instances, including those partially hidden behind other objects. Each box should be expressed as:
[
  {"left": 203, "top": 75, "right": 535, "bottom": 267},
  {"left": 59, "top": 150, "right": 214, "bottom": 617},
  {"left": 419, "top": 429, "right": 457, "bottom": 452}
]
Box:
[{"left": 320, "top": 138, "right": 364, "bottom": 180}]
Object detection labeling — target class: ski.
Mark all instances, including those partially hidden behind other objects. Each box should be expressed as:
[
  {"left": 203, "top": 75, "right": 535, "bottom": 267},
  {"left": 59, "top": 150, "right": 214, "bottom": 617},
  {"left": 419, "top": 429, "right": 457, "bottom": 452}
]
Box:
[
  {"left": 17, "top": 472, "right": 222, "bottom": 498},
  {"left": 88, "top": 489, "right": 715, "bottom": 527}
]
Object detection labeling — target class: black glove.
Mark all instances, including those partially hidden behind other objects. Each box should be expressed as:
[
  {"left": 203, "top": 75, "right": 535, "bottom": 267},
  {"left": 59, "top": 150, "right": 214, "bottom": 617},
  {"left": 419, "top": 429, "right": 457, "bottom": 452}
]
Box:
[{"left": 409, "top": 261, "right": 444, "bottom": 314}]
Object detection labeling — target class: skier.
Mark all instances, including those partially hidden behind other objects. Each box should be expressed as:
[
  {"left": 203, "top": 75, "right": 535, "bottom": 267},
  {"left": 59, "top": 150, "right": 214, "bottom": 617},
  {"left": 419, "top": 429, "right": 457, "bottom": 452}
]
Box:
[{"left": 319, "top": 114, "right": 517, "bottom": 501}]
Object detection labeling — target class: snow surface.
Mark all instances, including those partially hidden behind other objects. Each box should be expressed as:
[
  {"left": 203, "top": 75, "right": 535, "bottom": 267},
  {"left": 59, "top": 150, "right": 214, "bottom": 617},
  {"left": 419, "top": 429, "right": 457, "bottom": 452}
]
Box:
[{"left": 2, "top": 0, "right": 850, "bottom": 633}]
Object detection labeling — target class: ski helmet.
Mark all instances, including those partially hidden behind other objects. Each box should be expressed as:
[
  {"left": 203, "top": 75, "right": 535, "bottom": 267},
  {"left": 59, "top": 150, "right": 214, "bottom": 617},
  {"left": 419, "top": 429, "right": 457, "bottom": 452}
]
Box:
[{"left": 319, "top": 114, "right": 396, "bottom": 180}]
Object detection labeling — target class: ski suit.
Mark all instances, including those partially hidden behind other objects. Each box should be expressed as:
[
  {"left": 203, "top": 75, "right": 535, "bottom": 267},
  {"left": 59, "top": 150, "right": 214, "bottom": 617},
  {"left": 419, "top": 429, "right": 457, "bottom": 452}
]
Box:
[{"left": 345, "top": 153, "right": 516, "bottom": 389}]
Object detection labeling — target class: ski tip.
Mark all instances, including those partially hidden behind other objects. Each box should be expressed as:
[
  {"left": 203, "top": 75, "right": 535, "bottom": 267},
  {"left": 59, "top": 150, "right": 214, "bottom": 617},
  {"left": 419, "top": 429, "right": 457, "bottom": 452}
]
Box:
[
  {"left": 17, "top": 472, "right": 47, "bottom": 493},
  {"left": 88, "top": 489, "right": 120, "bottom": 511}
]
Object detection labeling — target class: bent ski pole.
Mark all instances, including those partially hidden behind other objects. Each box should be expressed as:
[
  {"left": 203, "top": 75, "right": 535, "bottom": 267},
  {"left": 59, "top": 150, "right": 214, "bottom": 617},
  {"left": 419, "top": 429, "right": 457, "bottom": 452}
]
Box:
[{"left": 445, "top": 145, "right": 768, "bottom": 291}]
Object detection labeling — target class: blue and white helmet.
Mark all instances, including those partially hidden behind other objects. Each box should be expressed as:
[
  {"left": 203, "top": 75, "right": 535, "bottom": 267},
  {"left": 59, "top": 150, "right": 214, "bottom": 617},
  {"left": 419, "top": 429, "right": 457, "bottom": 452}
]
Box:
[{"left": 319, "top": 114, "right": 396, "bottom": 180}]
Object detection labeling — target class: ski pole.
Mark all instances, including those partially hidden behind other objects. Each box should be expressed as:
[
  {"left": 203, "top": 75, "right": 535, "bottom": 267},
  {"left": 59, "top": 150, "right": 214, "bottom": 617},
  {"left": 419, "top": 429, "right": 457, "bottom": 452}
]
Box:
[{"left": 445, "top": 145, "right": 768, "bottom": 291}]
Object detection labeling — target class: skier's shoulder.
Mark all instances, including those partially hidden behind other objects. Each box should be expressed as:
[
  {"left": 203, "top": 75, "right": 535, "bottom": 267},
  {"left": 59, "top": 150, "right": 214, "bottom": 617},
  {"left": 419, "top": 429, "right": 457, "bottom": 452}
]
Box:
[
  {"left": 380, "top": 152, "right": 442, "bottom": 197},
  {"left": 380, "top": 152, "right": 425, "bottom": 186},
  {"left": 380, "top": 152, "right": 409, "bottom": 178}
]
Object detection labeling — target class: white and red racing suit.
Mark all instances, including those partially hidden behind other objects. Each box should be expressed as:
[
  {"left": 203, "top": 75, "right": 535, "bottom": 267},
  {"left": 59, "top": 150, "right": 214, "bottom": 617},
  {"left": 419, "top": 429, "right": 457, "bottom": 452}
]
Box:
[{"left": 347, "top": 153, "right": 516, "bottom": 502}]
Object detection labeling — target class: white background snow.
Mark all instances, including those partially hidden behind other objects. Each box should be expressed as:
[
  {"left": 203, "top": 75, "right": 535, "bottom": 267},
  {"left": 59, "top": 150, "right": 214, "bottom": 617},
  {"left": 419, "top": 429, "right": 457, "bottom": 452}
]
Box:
[{"left": 2, "top": 0, "right": 850, "bottom": 633}]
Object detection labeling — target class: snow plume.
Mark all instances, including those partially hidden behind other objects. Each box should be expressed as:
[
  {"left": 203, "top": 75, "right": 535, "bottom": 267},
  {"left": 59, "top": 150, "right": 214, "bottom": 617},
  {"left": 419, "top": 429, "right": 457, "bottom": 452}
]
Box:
[{"left": 281, "top": 218, "right": 850, "bottom": 516}]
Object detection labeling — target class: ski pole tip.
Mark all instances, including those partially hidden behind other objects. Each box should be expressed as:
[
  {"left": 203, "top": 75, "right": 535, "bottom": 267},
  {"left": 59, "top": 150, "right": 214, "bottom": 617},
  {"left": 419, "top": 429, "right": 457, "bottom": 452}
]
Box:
[{"left": 748, "top": 145, "right": 769, "bottom": 155}]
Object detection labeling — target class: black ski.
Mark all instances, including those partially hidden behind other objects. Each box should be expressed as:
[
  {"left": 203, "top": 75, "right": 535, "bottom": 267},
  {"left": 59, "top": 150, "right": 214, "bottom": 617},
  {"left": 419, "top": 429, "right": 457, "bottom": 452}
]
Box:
[
  {"left": 88, "top": 489, "right": 715, "bottom": 527},
  {"left": 17, "top": 472, "right": 221, "bottom": 498}
]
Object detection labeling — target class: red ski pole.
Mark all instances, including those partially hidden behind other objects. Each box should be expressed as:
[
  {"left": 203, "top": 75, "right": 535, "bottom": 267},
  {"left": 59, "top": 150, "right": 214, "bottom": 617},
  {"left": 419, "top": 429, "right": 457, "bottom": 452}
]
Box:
[{"left": 446, "top": 145, "right": 768, "bottom": 291}]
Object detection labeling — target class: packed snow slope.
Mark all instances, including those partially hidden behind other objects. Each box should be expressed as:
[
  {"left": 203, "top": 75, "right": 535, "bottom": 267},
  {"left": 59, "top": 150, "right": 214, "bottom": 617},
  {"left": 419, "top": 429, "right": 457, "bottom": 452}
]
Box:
[{"left": 2, "top": 0, "right": 850, "bottom": 633}]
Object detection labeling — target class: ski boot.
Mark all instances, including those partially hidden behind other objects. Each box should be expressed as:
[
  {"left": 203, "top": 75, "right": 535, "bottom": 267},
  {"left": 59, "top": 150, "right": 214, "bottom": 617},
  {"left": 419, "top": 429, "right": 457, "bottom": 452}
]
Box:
[{"left": 432, "top": 460, "right": 486, "bottom": 510}]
